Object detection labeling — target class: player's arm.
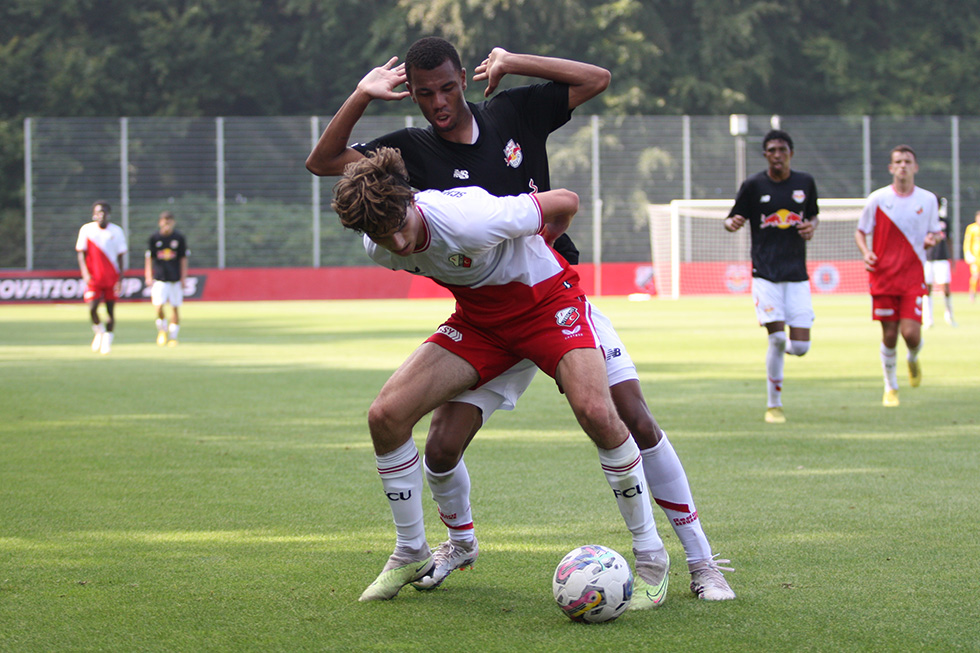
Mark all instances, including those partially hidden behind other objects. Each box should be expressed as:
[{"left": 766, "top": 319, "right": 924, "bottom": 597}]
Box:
[
  {"left": 472, "top": 48, "right": 610, "bottom": 109},
  {"left": 77, "top": 250, "right": 90, "bottom": 284},
  {"left": 536, "top": 189, "right": 579, "bottom": 245},
  {"left": 305, "top": 57, "right": 409, "bottom": 177},
  {"left": 115, "top": 254, "right": 125, "bottom": 292},
  {"left": 179, "top": 255, "right": 189, "bottom": 286},
  {"left": 144, "top": 251, "right": 153, "bottom": 285},
  {"left": 854, "top": 229, "right": 877, "bottom": 272}
]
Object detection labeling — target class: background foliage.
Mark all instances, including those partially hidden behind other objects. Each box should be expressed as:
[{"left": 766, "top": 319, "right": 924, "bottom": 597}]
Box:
[{"left": 4, "top": 0, "right": 980, "bottom": 266}]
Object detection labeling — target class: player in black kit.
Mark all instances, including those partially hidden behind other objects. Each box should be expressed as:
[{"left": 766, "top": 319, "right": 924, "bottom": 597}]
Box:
[
  {"left": 308, "top": 37, "right": 735, "bottom": 603},
  {"left": 725, "top": 129, "right": 820, "bottom": 424},
  {"left": 144, "top": 211, "right": 189, "bottom": 346}
]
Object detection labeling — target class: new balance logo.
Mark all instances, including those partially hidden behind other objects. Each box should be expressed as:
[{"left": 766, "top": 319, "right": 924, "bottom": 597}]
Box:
[{"left": 453, "top": 169, "right": 470, "bottom": 180}]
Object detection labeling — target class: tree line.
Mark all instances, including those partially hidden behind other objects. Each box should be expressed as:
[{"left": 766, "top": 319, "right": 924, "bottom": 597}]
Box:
[{"left": 3, "top": 0, "right": 978, "bottom": 266}]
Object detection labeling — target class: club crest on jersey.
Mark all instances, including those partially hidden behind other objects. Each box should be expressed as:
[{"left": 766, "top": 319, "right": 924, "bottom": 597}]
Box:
[
  {"left": 448, "top": 253, "right": 472, "bottom": 268},
  {"left": 555, "top": 306, "right": 579, "bottom": 327},
  {"left": 761, "top": 209, "right": 804, "bottom": 230},
  {"left": 793, "top": 190, "right": 806, "bottom": 203},
  {"left": 503, "top": 139, "right": 523, "bottom": 168},
  {"left": 760, "top": 194, "right": 771, "bottom": 203}
]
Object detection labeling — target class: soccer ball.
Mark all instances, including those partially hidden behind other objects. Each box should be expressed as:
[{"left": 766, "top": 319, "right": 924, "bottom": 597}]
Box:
[{"left": 553, "top": 544, "right": 633, "bottom": 623}]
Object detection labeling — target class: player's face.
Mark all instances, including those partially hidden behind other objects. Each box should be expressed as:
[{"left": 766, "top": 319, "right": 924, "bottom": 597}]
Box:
[
  {"left": 367, "top": 204, "right": 421, "bottom": 257},
  {"left": 407, "top": 60, "right": 469, "bottom": 137},
  {"left": 763, "top": 139, "right": 793, "bottom": 180},
  {"left": 92, "top": 205, "right": 109, "bottom": 228},
  {"left": 159, "top": 217, "right": 175, "bottom": 235},
  {"left": 888, "top": 151, "right": 918, "bottom": 184}
]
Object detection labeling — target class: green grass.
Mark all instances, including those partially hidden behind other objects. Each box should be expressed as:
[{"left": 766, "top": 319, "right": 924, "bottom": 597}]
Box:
[{"left": 1, "top": 295, "right": 979, "bottom": 652}]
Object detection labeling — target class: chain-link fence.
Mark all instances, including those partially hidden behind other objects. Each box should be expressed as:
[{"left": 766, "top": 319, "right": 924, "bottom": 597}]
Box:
[{"left": 21, "top": 114, "right": 980, "bottom": 272}]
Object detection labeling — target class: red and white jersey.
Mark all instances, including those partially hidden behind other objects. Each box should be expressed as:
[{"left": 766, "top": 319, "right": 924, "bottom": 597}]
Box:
[
  {"left": 858, "top": 185, "right": 940, "bottom": 295},
  {"left": 76, "top": 221, "right": 128, "bottom": 285},
  {"left": 366, "top": 186, "right": 578, "bottom": 326}
]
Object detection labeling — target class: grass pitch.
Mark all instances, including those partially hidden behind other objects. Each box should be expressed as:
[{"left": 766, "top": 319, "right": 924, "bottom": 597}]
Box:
[{"left": 1, "top": 295, "right": 978, "bottom": 652}]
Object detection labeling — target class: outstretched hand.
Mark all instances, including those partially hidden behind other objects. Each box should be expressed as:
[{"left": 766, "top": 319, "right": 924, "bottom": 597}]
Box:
[
  {"left": 472, "top": 47, "right": 510, "bottom": 97},
  {"left": 357, "top": 57, "right": 410, "bottom": 101}
]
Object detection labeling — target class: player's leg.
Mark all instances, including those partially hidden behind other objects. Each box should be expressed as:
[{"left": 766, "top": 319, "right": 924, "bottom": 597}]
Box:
[
  {"left": 785, "top": 280, "right": 814, "bottom": 356},
  {"left": 100, "top": 299, "right": 116, "bottom": 354},
  {"left": 936, "top": 261, "right": 956, "bottom": 326},
  {"left": 900, "top": 298, "right": 923, "bottom": 388},
  {"left": 167, "top": 282, "right": 183, "bottom": 344},
  {"left": 879, "top": 313, "right": 901, "bottom": 406},
  {"left": 416, "top": 360, "right": 537, "bottom": 589},
  {"left": 753, "top": 278, "right": 787, "bottom": 422},
  {"left": 554, "top": 347, "right": 668, "bottom": 609},
  {"left": 970, "top": 263, "right": 979, "bottom": 301},
  {"left": 922, "top": 262, "right": 935, "bottom": 328},
  {"left": 359, "top": 343, "right": 479, "bottom": 601},
  {"left": 152, "top": 282, "right": 168, "bottom": 345},
  {"left": 86, "top": 294, "right": 105, "bottom": 351}
]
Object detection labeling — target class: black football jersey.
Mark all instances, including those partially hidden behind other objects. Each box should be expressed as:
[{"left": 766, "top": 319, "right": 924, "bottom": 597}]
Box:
[
  {"left": 147, "top": 230, "right": 188, "bottom": 281},
  {"left": 353, "top": 82, "right": 580, "bottom": 263},
  {"left": 729, "top": 170, "right": 819, "bottom": 282}
]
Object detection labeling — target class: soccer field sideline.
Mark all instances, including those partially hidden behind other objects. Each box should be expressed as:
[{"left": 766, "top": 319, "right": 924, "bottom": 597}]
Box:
[{"left": 1, "top": 296, "right": 978, "bottom": 651}]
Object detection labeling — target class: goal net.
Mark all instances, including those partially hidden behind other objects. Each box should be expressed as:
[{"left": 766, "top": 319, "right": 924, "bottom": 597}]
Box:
[{"left": 647, "top": 198, "right": 869, "bottom": 299}]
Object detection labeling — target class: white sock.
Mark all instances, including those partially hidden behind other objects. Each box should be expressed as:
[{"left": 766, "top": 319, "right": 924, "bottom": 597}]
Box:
[
  {"left": 786, "top": 340, "right": 810, "bottom": 356},
  {"left": 766, "top": 332, "right": 787, "bottom": 407},
  {"left": 156, "top": 318, "right": 167, "bottom": 331},
  {"left": 168, "top": 323, "right": 180, "bottom": 339},
  {"left": 424, "top": 457, "right": 475, "bottom": 544},
  {"left": 640, "top": 435, "right": 712, "bottom": 564},
  {"left": 375, "top": 440, "right": 426, "bottom": 551},
  {"left": 93, "top": 323, "right": 105, "bottom": 335},
  {"left": 597, "top": 437, "right": 662, "bottom": 554},
  {"left": 881, "top": 344, "right": 899, "bottom": 391},
  {"left": 922, "top": 294, "right": 933, "bottom": 323}
]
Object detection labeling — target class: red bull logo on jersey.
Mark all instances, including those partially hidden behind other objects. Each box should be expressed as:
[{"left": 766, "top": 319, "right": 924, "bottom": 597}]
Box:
[
  {"left": 448, "top": 253, "right": 472, "bottom": 268},
  {"left": 793, "top": 190, "right": 806, "bottom": 203},
  {"left": 761, "top": 209, "right": 804, "bottom": 230},
  {"left": 503, "top": 139, "right": 523, "bottom": 168}
]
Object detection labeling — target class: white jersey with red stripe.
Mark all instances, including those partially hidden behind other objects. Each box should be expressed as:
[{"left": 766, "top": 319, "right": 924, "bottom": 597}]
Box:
[
  {"left": 366, "top": 186, "right": 578, "bottom": 327},
  {"left": 76, "top": 221, "right": 128, "bottom": 285},
  {"left": 858, "top": 185, "right": 940, "bottom": 295}
]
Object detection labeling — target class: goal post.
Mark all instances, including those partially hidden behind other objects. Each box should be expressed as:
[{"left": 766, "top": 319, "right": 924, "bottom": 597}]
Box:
[{"left": 648, "top": 198, "right": 870, "bottom": 299}]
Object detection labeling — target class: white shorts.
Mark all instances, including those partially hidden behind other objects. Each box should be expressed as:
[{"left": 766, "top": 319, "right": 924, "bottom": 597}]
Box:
[
  {"left": 751, "top": 278, "right": 814, "bottom": 328},
  {"left": 452, "top": 302, "right": 639, "bottom": 425},
  {"left": 151, "top": 280, "right": 184, "bottom": 307},
  {"left": 923, "top": 260, "right": 951, "bottom": 286}
]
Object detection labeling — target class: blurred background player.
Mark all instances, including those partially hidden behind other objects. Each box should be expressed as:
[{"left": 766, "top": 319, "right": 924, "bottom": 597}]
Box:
[
  {"left": 145, "top": 210, "right": 189, "bottom": 346},
  {"left": 855, "top": 145, "right": 943, "bottom": 407},
  {"left": 724, "top": 129, "right": 819, "bottom": 424},
  {"left": 76, "top": 200, "right": 128, "bottom": 355},
  {"left": 922, "top": 197, "right": 956, "bottom": 328},
  {"left": 965, "top": 210, "right": 980, "bottom": 302},
  {"left": 308, "top": 36, "right": 734, "bottom": 602}
]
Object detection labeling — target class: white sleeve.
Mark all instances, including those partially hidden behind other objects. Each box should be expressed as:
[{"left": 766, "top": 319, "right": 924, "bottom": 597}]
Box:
[
  {"left": 455, "top": 191, "right": 542, "bottom": 250},
  {"left": 75, "top": 225, "right": 87, "bottom": 252},
  {"left": 857, "top": 193, "right": 878, "bottom": 234}
]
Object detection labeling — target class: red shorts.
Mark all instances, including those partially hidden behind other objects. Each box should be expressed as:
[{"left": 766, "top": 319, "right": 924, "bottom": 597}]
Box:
[
  {"left": 425, "top": 294, "right": 599, "bottom": 388},
  {"left": 871, "top": 294, "right": 923, "bottom": 322},
  {"left": 84, "top": 281, "right": 118, "bottom": 303}
]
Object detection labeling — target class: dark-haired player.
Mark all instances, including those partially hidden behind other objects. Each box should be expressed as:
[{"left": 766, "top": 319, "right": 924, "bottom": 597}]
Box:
[
  {"left": 76, "top": 200, "right": 128, "bottom": 354},
  {"left": 725, "top": 129, "right": 819, "bottom": 424},
  {"left": 145, "top": 210, "right": 189, "bottom": 346}
]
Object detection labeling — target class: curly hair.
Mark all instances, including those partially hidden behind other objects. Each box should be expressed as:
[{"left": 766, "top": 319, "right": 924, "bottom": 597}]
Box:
[
  {"left": 332, "top": 147, "right": 414, "bottom": 236},
  {"left": 405, "top": 36, "right": 462, "bottom": 82}
]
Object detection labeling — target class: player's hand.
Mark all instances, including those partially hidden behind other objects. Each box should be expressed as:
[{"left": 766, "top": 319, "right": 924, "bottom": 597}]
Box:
[
  {"left": 924, "top": 232, "right": 938, "bottom": 249},
  {"left": 472, "top": 47, "right": 510, "bottom": 97},
  {"left": 724, "top": 215, "right": 746, "bottom": 232},
  {"left": 863, "top": 251, "right": 878, "bottom": 272},
  {"left": 797, "top": 219, "right": 817, "bottom": 240},
  {"left": 356, "top": 57, "right": 410, "bottom": 101}
]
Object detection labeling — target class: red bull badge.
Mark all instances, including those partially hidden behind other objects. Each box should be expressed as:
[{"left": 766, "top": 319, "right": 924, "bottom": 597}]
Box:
[
  {"left": 793, "top": 190, "right": 806, "bottom": 203},
  {"left": 503, "top": 139, "right": 523, "bottom": 168}
]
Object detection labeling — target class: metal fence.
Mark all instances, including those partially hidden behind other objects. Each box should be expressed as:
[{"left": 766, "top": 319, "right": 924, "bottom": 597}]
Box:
[{"left": 22, "top": 114, "right": 980, "bottom": 272}]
